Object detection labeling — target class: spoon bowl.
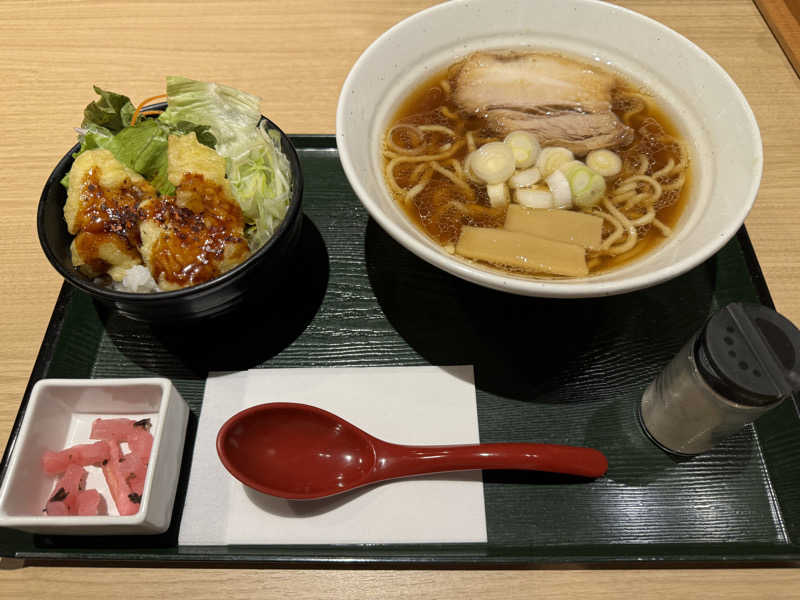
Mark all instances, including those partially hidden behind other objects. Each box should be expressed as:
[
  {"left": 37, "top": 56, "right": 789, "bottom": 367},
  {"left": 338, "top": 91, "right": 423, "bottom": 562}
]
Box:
[
  {"left": 217, "top": 402, "right": 609, "bottom": 500},
  {"left": 218, "top": 403, "right": 377, "bottom": 498}
]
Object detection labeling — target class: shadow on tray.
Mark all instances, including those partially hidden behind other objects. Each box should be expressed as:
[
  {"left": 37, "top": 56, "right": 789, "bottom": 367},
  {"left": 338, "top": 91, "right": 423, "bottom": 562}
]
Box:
[
  {"left": 98, "top": 215, "right": 330, "bottom": 377},
  {"left": 580, "top": 391, "right": 760, "bottom": 487},
  {"left": 364, "top": 219, "right": 718, "bottom": 404}
]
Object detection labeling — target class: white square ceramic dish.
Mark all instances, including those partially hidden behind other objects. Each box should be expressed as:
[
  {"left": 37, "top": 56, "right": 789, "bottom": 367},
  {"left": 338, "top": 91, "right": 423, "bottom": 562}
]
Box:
[{"left": 0, "top": 378, "right": 189, "bottom": 535}]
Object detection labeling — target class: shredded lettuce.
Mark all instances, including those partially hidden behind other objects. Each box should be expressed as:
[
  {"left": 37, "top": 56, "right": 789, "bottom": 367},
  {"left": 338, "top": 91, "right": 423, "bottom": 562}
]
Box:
[{"left": 159, "top": 76, "right": 292, "bottom": 248}]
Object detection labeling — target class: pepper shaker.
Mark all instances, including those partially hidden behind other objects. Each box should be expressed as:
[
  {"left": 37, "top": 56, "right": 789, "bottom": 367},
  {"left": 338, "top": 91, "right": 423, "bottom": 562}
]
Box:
[{"left": 639, "top": 302, "right": 800, "bottom": 455}]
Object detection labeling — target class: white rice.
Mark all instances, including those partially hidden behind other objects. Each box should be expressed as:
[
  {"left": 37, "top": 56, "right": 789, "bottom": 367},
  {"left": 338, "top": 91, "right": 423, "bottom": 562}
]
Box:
[{"left": 112, "top": 265, "right": 160, "bottom": 293}]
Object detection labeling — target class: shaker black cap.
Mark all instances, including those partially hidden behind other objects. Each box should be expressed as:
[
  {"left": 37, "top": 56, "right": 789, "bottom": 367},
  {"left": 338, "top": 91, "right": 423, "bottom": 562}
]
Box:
[{"left": 696, "top": 302, "right": 800, "bottom": 407}]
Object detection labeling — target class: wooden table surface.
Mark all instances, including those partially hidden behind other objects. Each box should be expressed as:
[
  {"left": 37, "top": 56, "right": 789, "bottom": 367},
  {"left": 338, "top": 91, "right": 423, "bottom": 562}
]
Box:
[{"left": 1, "top": 0, "right": 798, "bottom": 597}]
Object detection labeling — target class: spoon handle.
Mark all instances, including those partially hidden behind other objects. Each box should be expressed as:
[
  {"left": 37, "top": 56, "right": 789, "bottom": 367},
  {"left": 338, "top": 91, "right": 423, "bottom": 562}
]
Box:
[{"left": 374, "top": 442, "right": 608, "bottom": 480}]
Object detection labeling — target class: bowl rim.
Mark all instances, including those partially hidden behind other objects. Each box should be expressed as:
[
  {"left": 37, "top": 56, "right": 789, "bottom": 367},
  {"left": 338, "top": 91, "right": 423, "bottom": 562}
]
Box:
[
  {"left": 335, "top": 0, "right": 764, "bottom": 298},
  {"left": 38, "top": 104, "right": 304, "bottom": 302}
]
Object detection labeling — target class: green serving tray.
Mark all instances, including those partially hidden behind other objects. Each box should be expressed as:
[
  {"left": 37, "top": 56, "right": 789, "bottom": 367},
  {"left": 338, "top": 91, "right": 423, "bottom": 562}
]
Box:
[{"left": 2, "top": 135, "right": 799, "bottom": 567}]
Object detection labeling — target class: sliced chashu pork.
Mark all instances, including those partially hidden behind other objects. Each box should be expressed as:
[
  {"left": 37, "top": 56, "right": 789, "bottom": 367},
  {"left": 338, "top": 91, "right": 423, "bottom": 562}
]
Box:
[
  {"left": 451, "top": 51, "right": 633, "bottom": 155},
  {"left": 485, "top": 110, "right": 630, "bottom": 156}
]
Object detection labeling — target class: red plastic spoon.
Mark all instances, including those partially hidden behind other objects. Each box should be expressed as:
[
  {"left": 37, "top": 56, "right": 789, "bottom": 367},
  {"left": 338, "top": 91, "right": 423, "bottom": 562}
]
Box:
[{"left": 216, "top": 402, "right": 608, "bottom": 500}]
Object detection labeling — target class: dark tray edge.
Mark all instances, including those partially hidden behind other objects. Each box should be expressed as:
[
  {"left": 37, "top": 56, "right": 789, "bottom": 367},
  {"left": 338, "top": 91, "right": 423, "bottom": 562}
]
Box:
[{"left": 11, "top": 544, "right": 800, "bottom": 569}]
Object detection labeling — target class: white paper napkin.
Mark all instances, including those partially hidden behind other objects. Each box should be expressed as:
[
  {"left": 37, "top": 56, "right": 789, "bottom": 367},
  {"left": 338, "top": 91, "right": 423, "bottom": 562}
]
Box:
[{"left": 178, "top": 366, "right": 487, "bottom": 545}]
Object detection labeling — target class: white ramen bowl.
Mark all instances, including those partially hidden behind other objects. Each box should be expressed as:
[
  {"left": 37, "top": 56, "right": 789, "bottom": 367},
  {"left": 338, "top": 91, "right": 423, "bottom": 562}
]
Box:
[{"left": 336, "top": 0, "right": 762, "bottom": 298}]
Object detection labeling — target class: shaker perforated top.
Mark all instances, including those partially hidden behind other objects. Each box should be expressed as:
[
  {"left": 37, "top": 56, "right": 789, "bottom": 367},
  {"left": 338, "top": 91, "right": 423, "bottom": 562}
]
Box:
[{"left": 696, "top": 303, "right": 800, "bottom": 407}]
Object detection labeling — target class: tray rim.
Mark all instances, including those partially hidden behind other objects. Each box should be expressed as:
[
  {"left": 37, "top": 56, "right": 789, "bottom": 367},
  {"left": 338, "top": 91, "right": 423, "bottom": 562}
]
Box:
[
  {"left": 8, "top": 538, "right": 800, "bottom": 567},
  {"left": 2, "top": 135, "right": 797, "bottom": 567}
]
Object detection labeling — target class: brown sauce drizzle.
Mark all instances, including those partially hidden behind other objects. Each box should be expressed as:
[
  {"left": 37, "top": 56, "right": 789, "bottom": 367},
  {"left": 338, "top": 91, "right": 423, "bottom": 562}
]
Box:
[
  {"left": 143, "top": 174, "right": 249, "bottom": 287},
  {"left": 74, "top": 169, "right": 152, "bottom": 274},
  {"left": 76, "top": 169, "right": 151, "bottom": 242},
  {"left": 73, "top": 167, "right": 248, "bottom": 287}
]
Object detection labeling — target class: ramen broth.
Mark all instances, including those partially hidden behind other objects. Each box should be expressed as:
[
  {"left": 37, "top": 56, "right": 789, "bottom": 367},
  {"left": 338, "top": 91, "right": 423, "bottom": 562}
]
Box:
[{"left": 382, "top": 52, "right": 690, "bottom": 277}]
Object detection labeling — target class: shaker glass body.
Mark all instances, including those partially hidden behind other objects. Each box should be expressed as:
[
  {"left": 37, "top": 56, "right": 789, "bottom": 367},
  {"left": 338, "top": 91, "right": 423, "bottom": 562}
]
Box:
[{"left": 639, "top": 336, "right": 777, "bottom": 455}]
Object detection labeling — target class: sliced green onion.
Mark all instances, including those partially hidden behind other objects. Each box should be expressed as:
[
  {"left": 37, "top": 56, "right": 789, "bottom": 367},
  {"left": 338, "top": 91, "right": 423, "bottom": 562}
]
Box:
[
  {"left": 468, "top": 141, "right": 516, "bottom": 184},
  {"left": 515, "top": 188, "right": 553, "bottom": 209},
  {"left": 509, "top": 166, "right": 542, "bottom": 188},
  {"left": 566, "top": 165, "right": 607, "bottom": 208},
  {"left": 545, "top": 170, "right": 572, "bottom": 209},
  {"left": 487, "top": 182, "right": 510, "bottom": 207},
  {"left": 586, "top": 149, "right": 622, "bottom": 177},
  {"left": 504, "top": 130, "right": 541, "bottom": 169},
  {"left": 536, "top": 146, "right": 574, "bottom": 177},
  {"left": 558, "top": 160, "right": 585, "bottom": 177}
]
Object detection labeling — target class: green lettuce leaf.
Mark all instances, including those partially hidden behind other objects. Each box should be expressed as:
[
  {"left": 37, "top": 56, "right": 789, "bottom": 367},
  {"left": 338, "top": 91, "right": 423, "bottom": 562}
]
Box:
[
  {"left": 169, "top": 120, "right": 217, "bottom": 148},
  {"left": 77, "top": 123, "right": 114, "bottom": 152},
  {"left": 105, "top": 118, "right": 174, "bottom": 195},
  {"left": 159, "top": 76, "right": 263, "bottom": 153},
  {"left": 82, "top": 85, "right": 135, "bottom": 133}
]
